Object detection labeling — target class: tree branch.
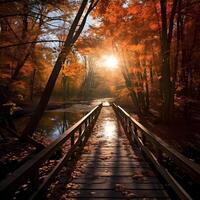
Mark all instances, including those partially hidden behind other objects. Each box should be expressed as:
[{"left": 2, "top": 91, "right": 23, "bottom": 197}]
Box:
[
  {"left": 72, "top": 0, "right": 100, "bottom": 43},
  {"left": 0, "top": 40, "right": 65, "bottom": 49}
]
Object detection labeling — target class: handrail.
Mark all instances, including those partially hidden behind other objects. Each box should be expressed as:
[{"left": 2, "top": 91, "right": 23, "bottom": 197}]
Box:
[
  {"left": 113, "top": 103, "right": 200, "bottom": 200},
  {"left": 0, "top": 104, "right": 102, "bottom": 200}
]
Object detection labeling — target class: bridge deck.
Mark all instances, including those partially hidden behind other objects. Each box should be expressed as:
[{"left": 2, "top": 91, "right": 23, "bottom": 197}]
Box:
[{"left": 49, "top": 107, "right": 170, "bottom": 199}]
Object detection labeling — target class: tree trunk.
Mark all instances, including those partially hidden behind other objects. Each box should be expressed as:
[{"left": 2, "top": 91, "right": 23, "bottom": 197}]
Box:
[
  {"left": 30, "top": 68, "right": 36, "bottom": 102},
  {"left": 160, "top": 0, "right": 178, "bottom": 123},
  {"left": 171, "top": 0, "right": 182, "bottom": 118}
]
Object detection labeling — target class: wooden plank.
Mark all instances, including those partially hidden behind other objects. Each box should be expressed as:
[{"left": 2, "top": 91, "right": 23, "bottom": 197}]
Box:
[
  {"left": 81, "top": 158, "right": 145, "bottom": 163},
  {"left": 61, "top": 198, "right": 170, "bottom": 200},
  {"left": 73, "top": 177, "right": 161, "bottom": 184},
  {"left": 63, "top": 189, "right": 169, "bottom": 198},
  {"left": 78, "top": 163, "right": 150, "bottom": 168},
  {"left": 75, "top": 168, "right": 153, "bottom": 174},
  {"left": 74, "top": 171, "right": 156, "bottom": 177},
  {"left": 69, "top": 183, "right": 164, "bottom": 190},
  {"left": 78, "top": 160, "right": 148, "bottom": 165}
]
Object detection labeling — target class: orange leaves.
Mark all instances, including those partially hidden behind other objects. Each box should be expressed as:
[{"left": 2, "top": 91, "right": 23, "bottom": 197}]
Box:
[
  {"left": 130, "top": 66, "right": 143, "bottom": 74},
  {"left": 129, "top": 44, "right": 144, "bottom": 52},
  {"left": 128, "top": 5, "right": 139, "bottom": 15},
  {"left": 62, "top": 62, "right": 84, "bottom": 78},
  {"left": 0, "top": 72, "right": 10, "bottom": 81},
  {"left": 9, "top": 80, "right": 29, "bottom": 96},
  {"left": 10, "top": 81, "right": 27, "bottom": 90},
  {"left": 149, "top": 22, "right": 159, "bottom": 31}
]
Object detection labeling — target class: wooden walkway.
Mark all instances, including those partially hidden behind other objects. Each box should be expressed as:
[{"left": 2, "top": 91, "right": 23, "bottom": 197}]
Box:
[{"left": 49, "top": 107, "right": 170, "bottom": 199}]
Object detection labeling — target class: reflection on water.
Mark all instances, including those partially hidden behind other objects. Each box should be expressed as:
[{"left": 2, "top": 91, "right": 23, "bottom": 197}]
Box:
[
  {"left": 103, "top": 120, "right": 116, "bottom": 140},
  {"left": 102, "top": 101, "right": 110, "bottom": 106},
  {"left": 47, "top": 104, "right": 94, "bottom": 113},
  {"left": 91, "top": 98, "right": 114, "bottom": 106},
  {"left": 15, "top": 98, "right": 114, "bottom": 140},
  {"left": 15, "top": 111, "right": 85, "bottom": 140}
]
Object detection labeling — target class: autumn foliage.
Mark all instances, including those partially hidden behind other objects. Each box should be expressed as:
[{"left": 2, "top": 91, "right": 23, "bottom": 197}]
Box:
[{"left": 0, "top": 0, "right": 200, "bottom": 124}]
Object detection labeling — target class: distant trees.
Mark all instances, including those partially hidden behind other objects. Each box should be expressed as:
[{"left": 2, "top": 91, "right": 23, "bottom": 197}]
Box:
[
  {"left": 61, "top": 51, "right": 85, "bottom": 100},
  {"left": 91, "top": 0, "right": 200, "bottom": 123},
  {"left": 79, "top": 56, "right": 95, "bottom": 99}
]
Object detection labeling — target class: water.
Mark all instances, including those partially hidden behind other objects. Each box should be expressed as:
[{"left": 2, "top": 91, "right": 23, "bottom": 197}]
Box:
[
  {"left": 15, "top": 110, "right": 86, "bottom": 140},
  {"left": 15, "top": 98, "right": 114, "bottom": 140}
]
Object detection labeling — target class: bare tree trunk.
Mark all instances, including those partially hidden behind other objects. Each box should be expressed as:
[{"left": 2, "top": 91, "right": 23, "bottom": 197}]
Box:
[
  {"left": 160, "top": 0, "right": 179, "bottom": 123},
  {"left": 144, "top": 67, "right": 150, "bottom": 111},
  {"left": 30, "top": 68, "right": 36, "bottom": 102},
  {"left": 171, "top": 0, "right": 182, "bottom": 118},
  {"left": 160, "top": 0, "right": 171, "bottom": 123}
]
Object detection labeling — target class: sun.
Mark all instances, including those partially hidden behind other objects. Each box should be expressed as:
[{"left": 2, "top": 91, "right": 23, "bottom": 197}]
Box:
[{"left": 102, "top": 55, "right": 119, "bottom": 69}]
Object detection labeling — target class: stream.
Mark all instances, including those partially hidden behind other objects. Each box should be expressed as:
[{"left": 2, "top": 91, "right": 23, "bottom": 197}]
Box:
[{"left": 15, "top": 98, "right": 114, "bottom": 140}]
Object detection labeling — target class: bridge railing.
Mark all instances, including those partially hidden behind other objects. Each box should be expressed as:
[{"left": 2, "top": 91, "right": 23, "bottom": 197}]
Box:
[
  {"left": 113, "top": 103, "right": 200, "bottom": 200},
  {"left": 0, "top": 104, "right": 102, "bottom": 200}
]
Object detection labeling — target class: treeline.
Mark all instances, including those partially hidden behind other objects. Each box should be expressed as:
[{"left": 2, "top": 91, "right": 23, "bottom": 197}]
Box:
[
  {"left": 0, "top": 0, "right": 86, "bottom": 104},
  {"left": 86, "top": 0, "right": 200, "bottom": 123}
]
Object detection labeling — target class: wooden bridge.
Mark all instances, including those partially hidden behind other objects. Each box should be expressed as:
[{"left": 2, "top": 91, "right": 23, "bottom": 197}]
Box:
[{"left": 0, "top": 103, "right": 199, "bottom": 199}]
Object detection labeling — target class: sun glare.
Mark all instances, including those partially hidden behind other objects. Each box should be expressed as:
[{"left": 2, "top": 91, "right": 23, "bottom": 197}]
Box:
[{"left": 102, "top": 55, "right": 118, "bottom": 69}]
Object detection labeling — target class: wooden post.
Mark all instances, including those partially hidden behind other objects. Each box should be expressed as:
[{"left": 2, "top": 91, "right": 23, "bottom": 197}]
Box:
[
  {"left": 79, "top": 126, "right": 82, "bottom": 147},
  {"left": 71, "top": 133, "right": 75, "bottom": 160},
  {"left": 141, "top": 133, "right": 146, "bottom": 145},
  {"left": 30, "top": 168, "right": 39, "bottom": 195},
  {"left": 130, "top": 122, "right": 135, "bottom": 143},
  {"left": 126, "top": 118, "right": 130, "bottom": 133},
  {"left": 154, "top": 146, "right": 163, "bottom": 164},
  {"left": 89, "top": 115, "right": 91, "bottom": 125},
  {"left": 128, "top": 120, "right": 131, "bottom": 134},
  {"left": 134, "top": 126, "right": 138, "bottom": 136}
]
